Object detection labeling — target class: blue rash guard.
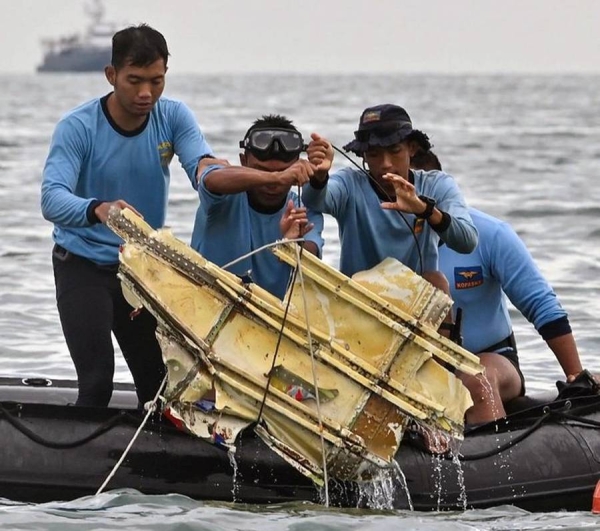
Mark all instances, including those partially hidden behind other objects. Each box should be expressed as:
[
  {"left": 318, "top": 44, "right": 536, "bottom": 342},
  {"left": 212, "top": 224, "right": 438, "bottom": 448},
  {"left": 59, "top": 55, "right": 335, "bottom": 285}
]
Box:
[
  {"left": 41, "top": 94, "right": 213, "bottom": 265},
  {"left": 438, "top": 208, "right": 569, "bottom": 354},
  {"left": 302, "top": 168, "right": 477, "bottom": 277},
  {"left": 191, "top": 168, "right": 324, "bottom": 300}
]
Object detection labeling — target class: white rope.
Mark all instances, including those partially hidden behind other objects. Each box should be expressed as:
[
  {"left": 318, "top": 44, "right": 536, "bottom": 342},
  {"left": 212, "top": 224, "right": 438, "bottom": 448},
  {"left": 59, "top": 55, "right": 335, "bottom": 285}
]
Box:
[
  {"left": 293, "top": 244, "right": 330, "bottom": 507},
  {"left": 221, "top": 238, "right": 305, "bottom": 270},
  {"left": 96, "top": 374, "right": 168, "bottom": 495}
]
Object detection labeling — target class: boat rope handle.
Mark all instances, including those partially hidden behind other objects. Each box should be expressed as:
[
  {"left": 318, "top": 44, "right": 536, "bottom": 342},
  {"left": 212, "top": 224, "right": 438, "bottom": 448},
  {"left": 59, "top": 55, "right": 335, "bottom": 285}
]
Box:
[
  {"left": 458, "top": 401, "right": 600, "bottom": 461},
  {"left": 0, "top": 405, "right": 135, "bottom": 449},
  {"left": 458, "top": 410, "right": 550, "bottom": 461},
  {"left": 96, "top": 374, "right": 168, "bottom": 495},
  {"left": 407, "top": 402, "right": 574, "bottom": 462}
]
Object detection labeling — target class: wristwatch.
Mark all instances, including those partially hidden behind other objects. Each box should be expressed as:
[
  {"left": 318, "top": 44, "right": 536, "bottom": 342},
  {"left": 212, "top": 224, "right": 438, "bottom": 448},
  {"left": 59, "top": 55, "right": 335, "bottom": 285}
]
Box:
[{"left": 415, "top": 195, "right": 436, "bottom": 219}]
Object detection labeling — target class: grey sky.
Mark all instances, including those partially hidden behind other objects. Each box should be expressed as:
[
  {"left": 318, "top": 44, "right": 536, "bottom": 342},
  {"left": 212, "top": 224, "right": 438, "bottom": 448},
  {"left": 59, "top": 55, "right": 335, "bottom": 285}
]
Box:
[{"left": 2, "top": 0, "right": 599, "bottom": 74}]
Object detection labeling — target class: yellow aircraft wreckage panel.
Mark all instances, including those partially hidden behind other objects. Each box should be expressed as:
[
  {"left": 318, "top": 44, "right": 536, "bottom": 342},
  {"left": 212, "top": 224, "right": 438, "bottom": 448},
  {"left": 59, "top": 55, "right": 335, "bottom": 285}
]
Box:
[
  {"left": 275, "top": 245, "right": 482, "bottom": 377},
  {"left": 107, "top": 208, "right": 483, "bottom": 484},
  {"left": 121, "top": 246, "right": 230, "bottom": 342},
  {"left": 210, "top": 314, "right": 366, "bottom": 424},
  {"left": 351, "top": 257, "right": 450, "bottom": 328}
]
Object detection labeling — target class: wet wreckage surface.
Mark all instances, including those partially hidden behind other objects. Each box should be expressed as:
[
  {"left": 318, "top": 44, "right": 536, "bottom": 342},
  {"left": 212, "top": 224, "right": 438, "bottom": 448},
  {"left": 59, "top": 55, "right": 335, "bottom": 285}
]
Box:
[{"left": 106, "top": 207, "right": 482, "bottom": 485}]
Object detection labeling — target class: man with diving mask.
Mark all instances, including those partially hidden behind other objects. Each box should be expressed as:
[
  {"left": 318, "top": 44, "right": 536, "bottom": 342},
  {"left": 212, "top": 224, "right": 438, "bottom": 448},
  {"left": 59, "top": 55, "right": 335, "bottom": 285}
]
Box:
[{"left": 191, "top": 114, "right": 324, "bottom": 299}]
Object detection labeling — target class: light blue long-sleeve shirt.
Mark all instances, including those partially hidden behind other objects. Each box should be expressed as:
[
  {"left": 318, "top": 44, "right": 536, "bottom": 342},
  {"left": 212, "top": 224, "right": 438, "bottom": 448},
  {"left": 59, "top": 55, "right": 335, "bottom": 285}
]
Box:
[
  {"left": 439, "top": 208, "right": 567, "bottom": 354},
  {"left": 191, "top": 169, "right": 324, "bottom": 299},
  {"left": 41, "top": 94, "right": 213, "bottom": 264},
  {"left": 302, "top": 168, "right": 477, "bottom": 277}
]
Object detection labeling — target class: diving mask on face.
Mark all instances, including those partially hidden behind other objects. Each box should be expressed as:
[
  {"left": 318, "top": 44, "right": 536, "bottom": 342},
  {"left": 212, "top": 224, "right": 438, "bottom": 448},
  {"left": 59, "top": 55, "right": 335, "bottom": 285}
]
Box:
[{"left": 239, "top": 128, "right": 306, "bottom": 162}]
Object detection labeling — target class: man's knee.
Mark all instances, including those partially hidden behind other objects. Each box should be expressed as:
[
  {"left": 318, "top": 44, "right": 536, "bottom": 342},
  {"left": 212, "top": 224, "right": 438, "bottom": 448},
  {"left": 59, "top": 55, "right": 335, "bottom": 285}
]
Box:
[
  {"left": 461, "top": 353, "right": 521, "bottom": 403},
  {"left": 459, "top": 370, "right": 497, "bottom": 401},
  {"left": 478, "top": 353, "right": 522, "bottom": 401}
]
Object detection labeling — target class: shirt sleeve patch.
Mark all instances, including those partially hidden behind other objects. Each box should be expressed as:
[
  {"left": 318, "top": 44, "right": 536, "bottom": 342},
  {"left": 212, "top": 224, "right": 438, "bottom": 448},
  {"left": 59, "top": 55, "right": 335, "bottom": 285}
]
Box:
[{"left": 158, "top": 141, "right": 174, "bottom": 167}]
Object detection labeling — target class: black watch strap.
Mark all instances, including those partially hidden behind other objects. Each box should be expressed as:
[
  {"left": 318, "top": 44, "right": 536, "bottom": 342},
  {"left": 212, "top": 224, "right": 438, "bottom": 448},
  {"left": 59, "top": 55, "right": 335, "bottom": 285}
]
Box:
[{"left": 415, "top": 195, "right": 436, "bottom": 219}]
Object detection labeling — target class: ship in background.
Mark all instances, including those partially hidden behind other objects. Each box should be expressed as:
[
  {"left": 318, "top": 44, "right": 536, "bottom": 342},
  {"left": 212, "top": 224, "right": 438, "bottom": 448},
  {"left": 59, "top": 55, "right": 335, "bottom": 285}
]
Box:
[{"left": 37, "top": 0, "right": 116, "bottom": 73}]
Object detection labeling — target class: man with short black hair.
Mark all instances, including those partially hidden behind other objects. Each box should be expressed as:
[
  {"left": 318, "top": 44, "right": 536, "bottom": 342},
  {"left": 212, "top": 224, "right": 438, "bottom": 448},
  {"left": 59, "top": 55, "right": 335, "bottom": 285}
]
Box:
[
  {"left": 409, "top": 150, "right": 585, "bottom": 423},
  {"left": 191, "top": 115, "right": 324, "bottom": 299},
  {"left": 41, "top": 24, "right": 215, "bottom": 407}
]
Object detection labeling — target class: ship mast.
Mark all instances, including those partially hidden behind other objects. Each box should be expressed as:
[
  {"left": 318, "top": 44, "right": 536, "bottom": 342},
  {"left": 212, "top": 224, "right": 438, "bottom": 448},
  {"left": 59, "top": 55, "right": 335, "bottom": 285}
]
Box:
[{"left": 85, "top": 0, "right": 105, "bottom": 27}]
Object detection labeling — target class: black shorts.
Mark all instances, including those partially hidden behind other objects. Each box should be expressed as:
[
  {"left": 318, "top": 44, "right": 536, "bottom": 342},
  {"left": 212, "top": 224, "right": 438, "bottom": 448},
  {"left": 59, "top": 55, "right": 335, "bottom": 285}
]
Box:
[{"left": 480, "top": 333, "right": 526, "bottom": 396}]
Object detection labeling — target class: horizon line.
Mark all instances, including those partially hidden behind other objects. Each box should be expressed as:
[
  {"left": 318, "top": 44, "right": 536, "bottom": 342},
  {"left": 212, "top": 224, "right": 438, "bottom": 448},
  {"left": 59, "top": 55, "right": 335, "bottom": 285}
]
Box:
[{"left": 4, "top": 69, "right": 600, "bottom": 77}]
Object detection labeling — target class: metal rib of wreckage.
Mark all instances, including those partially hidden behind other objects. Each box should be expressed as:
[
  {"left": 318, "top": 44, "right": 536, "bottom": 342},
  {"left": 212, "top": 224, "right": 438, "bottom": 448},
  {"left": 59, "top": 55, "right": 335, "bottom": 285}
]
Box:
[
  {"left": 273, "top": 244, "right": 482, "bottom": 375},
  {"left": 107, "top": 208, "right": 482, "bottom": 484}
]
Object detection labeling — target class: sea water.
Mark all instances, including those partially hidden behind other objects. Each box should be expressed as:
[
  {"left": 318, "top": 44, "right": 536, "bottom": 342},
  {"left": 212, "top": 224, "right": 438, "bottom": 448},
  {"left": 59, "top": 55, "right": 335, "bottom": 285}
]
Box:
[{"left": 1, "top": 72, "right": 600, "bottom": 529}]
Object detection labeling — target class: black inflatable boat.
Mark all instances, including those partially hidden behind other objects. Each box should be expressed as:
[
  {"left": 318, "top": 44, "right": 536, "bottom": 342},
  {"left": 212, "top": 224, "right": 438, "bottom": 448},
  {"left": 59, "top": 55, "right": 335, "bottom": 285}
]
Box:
[{"left": 0, "top": 375, "right": 598, "bottom": 511}]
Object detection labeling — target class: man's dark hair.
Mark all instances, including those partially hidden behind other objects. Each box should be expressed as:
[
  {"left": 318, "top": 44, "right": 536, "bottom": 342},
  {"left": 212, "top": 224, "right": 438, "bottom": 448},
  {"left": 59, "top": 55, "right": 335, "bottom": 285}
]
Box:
[
  {"left": 111, "top": 24, "right": 169, "bottom": 69},
  {"left": 411, "top": 150, "right": 443, "bottom": 172},
  {"left": 244, "top": 114, "right": 299, "bottom": 138}
]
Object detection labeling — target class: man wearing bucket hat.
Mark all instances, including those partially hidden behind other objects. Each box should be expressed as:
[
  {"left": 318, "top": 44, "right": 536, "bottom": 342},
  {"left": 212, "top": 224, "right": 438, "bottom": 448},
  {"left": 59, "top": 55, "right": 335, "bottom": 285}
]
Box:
[{"left": 304, "top": 104, "right": 477, "bottom": 290}]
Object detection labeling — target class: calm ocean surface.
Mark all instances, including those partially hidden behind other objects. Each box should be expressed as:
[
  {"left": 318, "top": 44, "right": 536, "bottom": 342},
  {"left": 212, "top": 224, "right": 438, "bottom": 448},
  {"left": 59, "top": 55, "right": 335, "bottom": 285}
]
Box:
[{"left": 0, "top": 73, "right": 599, "bottom": 529}]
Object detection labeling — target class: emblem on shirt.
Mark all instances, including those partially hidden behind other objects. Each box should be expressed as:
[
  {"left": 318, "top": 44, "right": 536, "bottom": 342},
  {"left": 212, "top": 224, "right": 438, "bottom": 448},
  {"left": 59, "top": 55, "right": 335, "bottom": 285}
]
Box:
[
  {"left": 454, "top": 266, "right": 483, "bottom": 289},
  {"left": 158, "top": 141, "right": 174, "bottom": 167}
]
